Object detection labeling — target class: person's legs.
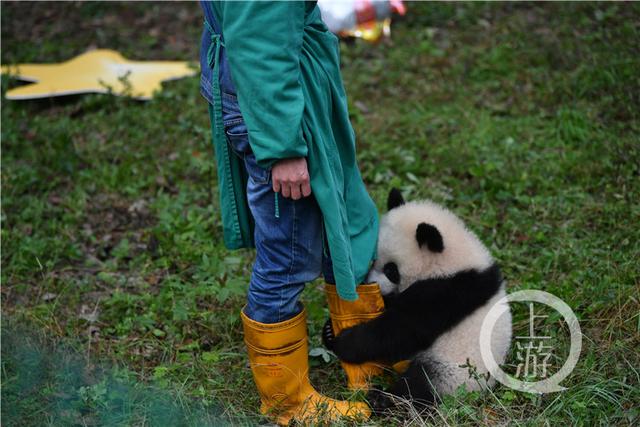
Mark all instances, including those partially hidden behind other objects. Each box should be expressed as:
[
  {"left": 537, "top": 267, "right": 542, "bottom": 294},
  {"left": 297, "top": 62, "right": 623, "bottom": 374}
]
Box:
[
  {"left": 222, "top": 91, "right": 324, "bottom": 322},
  {"left": 242, "top": 150, "right": 324, "bottom": 323},
  {"left": 322, "top": 246, "right": 336, "bottom": 285},
  {"left": 321, "top": 209, "right": 385, "bottom": 390},
  {"left": 221, "top": 102, "right": 368, "bottom": 424},
  {"left": 237, "top": 152, "right": 370, "bottom": 424}
]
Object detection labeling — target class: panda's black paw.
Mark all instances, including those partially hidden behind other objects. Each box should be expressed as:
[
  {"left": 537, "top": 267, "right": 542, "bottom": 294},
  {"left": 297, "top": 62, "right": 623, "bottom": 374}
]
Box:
[
  {"left": 323, "top": 322, "right": 365, "bottom": 363},
  {"left": 366, "top": 389, "right": 396, "bottom": 415},
  {"left": 322, "top": 319, "right": 336, "bottom": 351}
]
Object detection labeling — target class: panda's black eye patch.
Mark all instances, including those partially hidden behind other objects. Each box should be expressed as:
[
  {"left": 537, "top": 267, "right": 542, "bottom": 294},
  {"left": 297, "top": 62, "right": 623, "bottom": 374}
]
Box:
[{"left": 383, "top": 262, "right": 400, "bottom": 284}]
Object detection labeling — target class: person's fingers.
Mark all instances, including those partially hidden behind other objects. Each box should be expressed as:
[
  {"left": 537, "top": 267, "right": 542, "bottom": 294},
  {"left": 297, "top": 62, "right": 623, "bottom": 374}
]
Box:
[
  {"left": 291, "top": 183, "right": 302, "bottom": 200},
  {"left": 281, "top": 182, "right": 291, "bottom": 198},
  {"left": 272, "top": 178, "right": 281, "bottom": 193},
  {"left": 301, "top": 180, "right": 312, "bottom": 197}
]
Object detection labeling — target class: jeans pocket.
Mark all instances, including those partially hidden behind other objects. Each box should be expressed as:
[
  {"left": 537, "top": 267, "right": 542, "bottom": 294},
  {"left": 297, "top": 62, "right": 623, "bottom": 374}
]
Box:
[
  {"left": 225, "top": 123, "right": 252, "bottom": 156},
  {"left": 244, "top": 152, "right": 270, "bottom": 185}
]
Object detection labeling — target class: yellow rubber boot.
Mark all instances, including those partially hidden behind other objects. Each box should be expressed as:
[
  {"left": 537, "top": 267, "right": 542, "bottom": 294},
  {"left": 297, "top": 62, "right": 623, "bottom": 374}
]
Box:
[
  {"left": 325, "top": 283, "right": 387, "bottom": 390},
  {"left": 241, "top": 308, "right": 370, "bottom": 426}
]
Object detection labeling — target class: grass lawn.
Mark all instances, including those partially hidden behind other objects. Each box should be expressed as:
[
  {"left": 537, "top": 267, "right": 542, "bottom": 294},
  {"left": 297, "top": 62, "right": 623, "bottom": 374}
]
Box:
[{"left": 2, "top": 2, "right": 639, "bottom": 426}]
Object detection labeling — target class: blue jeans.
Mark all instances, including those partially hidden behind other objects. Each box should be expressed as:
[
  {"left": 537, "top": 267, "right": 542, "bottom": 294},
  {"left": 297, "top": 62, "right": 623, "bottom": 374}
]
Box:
[{"left": 221, "top": 93, "right": 335, "bottom": 324}]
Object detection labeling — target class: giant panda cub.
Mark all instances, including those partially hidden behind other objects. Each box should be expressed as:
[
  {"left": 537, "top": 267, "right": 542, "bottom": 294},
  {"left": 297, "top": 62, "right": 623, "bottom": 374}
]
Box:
[{"left": 323, "top": 189, "right": 512, "bottom": 412}]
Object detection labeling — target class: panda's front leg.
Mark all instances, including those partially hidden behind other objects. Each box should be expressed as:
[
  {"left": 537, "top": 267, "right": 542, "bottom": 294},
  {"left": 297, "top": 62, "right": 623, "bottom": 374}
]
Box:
[
  {"left": 322, "top": 318, "right": 381, "bottom": 364},
  {"left": 322, "top": 309, "right": 416, "bottom": 364}
]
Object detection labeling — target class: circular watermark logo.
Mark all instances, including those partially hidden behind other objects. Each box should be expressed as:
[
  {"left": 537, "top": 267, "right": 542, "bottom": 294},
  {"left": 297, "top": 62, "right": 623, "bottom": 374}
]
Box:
[{"left": 480, "top": 290, "right": 582, "bottom": 394}]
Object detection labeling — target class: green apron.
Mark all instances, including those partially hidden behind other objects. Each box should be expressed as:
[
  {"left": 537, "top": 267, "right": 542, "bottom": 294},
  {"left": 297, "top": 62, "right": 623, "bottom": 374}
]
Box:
[{"left": 206, "top": 1, "right": 378, "bottom": 301}]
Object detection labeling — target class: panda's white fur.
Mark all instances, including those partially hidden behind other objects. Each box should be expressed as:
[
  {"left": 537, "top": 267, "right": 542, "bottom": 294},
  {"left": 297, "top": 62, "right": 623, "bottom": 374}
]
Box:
[
  {"left": 367, "top": 198, "right": 512, "bottom": 397},
  {"left": 368, "top": 200, "right": 494, "bottom": 294}
]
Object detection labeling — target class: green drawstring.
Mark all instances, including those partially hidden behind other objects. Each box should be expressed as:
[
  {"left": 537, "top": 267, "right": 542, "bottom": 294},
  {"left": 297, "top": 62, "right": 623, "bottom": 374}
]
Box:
[
  {"left": 204, "top": 19, "right": 242, "bottom": 240},
  {"left": 204, "top": 20, "right": 224, "bottom": 69},
  {"left": 274, "top": 192, "right": 280, "bottom": 218},
  {"left": 205, "top": 19, "right": 225, "bottom": 140}
]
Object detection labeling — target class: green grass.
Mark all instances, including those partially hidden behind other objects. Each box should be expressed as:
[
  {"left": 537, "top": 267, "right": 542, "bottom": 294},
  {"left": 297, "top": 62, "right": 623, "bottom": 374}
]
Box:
[{"left": 2, "top": 2, "right": 639, "bottom": 426}]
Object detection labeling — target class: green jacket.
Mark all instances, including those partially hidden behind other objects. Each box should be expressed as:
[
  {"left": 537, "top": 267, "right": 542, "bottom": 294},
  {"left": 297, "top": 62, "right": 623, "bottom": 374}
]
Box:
[{"left": 206, "top": 1, "right": 378, "bottom": 301}]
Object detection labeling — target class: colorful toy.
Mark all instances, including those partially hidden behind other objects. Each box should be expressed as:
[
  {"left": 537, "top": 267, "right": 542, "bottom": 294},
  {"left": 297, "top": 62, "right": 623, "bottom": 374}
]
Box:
[{"left": 318, "top": 0, "right": 406, "bottom": 41}]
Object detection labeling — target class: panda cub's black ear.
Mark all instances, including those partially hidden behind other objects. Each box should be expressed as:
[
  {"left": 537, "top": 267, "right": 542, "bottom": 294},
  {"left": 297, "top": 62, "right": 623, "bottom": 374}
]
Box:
[
  {"left": 416, "top": 223, "right": 444, "bottom": 252},
  {"left": 387, "top": 188, "right": 405, "bottom": 211}
]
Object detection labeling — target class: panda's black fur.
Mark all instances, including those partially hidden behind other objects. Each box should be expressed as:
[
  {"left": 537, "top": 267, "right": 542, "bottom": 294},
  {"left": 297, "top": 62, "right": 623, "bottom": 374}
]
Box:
[{"left": 323, "top": 189, "right": 512, "bottom": 413}]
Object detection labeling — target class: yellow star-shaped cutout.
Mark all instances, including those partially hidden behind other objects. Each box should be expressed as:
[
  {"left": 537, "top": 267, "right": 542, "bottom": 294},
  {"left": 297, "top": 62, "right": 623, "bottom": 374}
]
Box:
[{"left": 1, "top": 49, "right": 197, "bottom": 100}]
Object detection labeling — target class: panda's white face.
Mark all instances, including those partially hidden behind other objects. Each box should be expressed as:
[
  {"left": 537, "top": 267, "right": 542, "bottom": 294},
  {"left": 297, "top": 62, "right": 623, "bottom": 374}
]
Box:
[{"left": 367, "top": 195, "right": 494, "bottom": 295}]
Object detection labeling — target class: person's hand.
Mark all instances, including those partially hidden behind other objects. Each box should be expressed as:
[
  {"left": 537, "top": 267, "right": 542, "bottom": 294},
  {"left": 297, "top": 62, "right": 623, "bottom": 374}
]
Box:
[{"left": 272, "top": 157, "right": 312, "bottom": 200}]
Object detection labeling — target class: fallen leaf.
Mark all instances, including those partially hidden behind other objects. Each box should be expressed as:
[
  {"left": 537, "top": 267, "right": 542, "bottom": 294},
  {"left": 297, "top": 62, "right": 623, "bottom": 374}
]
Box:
[
  {"left": 79, "top": 304, "right": 99, "bottom": 322},
  {"left": 43, "top": 292, "right": 57, "bottom": 301}
]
